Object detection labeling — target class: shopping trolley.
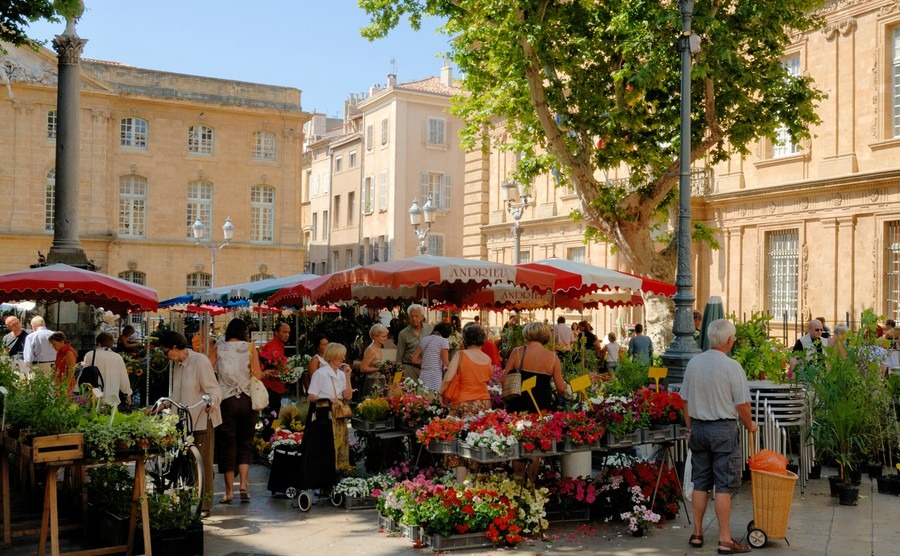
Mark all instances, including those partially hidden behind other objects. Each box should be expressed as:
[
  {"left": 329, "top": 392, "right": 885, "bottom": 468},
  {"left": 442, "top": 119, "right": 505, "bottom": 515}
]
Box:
[{"left": 746, "top": 435, "right": 799, "bottom": 548}]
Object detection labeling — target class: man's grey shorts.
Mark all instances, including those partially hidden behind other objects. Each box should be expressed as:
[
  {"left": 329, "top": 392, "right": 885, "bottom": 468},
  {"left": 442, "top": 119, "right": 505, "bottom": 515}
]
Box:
[{"left": 688, "top": 420, "right": 742, "bottom": 494}]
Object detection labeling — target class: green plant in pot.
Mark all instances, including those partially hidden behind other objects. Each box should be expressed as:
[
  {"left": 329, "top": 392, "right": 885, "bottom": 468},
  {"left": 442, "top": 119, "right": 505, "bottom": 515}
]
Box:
[
  {"left": 357, "top": 397, "right": 390, "bottom": 421},
  {"left": 729, "top": 312, "right": 790, "bottom": 383},
  {"left": 5, "top": 371, "right": 84, "bottom": 440}
]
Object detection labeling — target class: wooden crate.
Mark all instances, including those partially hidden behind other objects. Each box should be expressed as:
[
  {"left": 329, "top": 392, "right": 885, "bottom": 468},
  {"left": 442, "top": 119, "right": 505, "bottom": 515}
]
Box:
[{"left": 31, "top": 433, "right": 84, "bottom": 463}]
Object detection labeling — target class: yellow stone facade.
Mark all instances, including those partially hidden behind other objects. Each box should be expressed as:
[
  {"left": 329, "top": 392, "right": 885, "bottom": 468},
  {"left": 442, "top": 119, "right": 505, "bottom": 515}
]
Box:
[{"left": 0, "top": 43, "right": 308, "bottom": 300}]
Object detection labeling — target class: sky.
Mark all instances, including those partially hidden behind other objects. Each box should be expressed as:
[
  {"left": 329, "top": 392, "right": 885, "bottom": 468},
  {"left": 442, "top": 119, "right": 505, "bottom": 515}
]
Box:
[{"left": 24, "top": 0, "right": 451, "bottom": 117}]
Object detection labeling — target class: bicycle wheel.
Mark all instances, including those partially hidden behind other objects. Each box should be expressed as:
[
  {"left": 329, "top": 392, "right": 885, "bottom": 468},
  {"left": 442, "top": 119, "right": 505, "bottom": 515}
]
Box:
[
  {"left": 145, "top": 449, "right": 176, "bottom": 494},
  {"left": 170, "top": 445, "right": 204, "bottom": 518}
]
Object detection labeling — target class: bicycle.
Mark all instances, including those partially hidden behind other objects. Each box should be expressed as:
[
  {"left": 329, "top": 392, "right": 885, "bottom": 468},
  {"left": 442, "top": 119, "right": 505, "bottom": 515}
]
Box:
[{"left": 145, "top": 395, "right": 211, "bottom": 519}]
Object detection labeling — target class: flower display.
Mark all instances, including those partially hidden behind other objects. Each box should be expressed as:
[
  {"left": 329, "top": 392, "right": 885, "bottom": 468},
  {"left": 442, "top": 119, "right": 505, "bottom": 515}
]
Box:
[
  {"left": 259, "top": 351, "right": 290, "bottom": 383},
  {"left": 590, "top": 394, "right": 644, "bottom": 436},
  {"left": 619, "top": 486, "right": 661, "bottom": 534},
  {"left": 634, "top": 387, "right": 685, "bottom": 425},
  {"left": 284, "top": 353, "right": 311, "bottom": 384},
  {"left": 511, "top": 413, "right": 563, "bottom": 452},
  {"left": 379, "top": 360, "right": 404, "bottom": 377},
  {"left": 357, "top": 397, "right": 391, "bottom": 421},
  {"left": 487, "top": 368, "right": 505, "bottom": 406},
  {"left": 334, "top": 473, "right": 394, "bottom": 498},
  {"left": 598, "top": 453, "right": 683, "bottom": 518},
  {"left": 547, "top": 411, "right": 605, "bottom": 446},
  {"left": 416, "top": 416, "right": 464, "bottom": 446},
  {"left": 266, "top": 428, "right": 304, "bottom": 464},
  {"left": 385, "top": 389, "right": 443, "bottom": 430}
]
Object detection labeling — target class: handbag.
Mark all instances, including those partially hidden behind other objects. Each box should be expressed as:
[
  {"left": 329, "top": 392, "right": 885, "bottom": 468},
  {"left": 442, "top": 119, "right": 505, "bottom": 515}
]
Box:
[
  {"left": 502, "top": 346, "right": 525, "bottom": 401},
  {"left": 330, "top": 375, "right": 353, "bottom": 419},
  {"left": 249, "top": 376, "right": 269, "bottom": 411},
  {"left": 443, "top": 372, "right": 462, "bottom": 404}
]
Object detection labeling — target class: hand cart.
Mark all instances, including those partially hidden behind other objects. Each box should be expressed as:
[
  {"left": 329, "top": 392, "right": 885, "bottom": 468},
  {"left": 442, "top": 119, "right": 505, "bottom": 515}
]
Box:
[{"left": 747, "top": 434, "right": 799, "bottom": 548}]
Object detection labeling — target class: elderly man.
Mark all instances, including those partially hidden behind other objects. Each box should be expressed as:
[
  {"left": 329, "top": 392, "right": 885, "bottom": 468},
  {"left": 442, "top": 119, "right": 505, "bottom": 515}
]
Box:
[
  {"left": 788, "top": 319, "right": 826, "bottom": 373},
  {"left": 157, "top": 331, "right": 221, "bottom": 517},
  {"left": 23, "top": 315, "right": 56, "bottom": 374},
  {"left": 3, "top": 316, "right": 28, "bottom": 358},
  {"left": 682, "top": 318, "right": 757, "bottom": 554},
  {"left": 396, "top": 304, "right": 433, "bottom": 380},
  {"left": 82, "top": 332, "right": 132, "bottom": 407}
]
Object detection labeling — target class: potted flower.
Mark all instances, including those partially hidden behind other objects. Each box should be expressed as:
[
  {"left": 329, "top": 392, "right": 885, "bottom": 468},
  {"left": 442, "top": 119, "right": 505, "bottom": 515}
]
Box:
[
  {"left": 730, "top": 312, "right": 790, "bottom": 382},
  {"left": 591, "top": 394, "right": 644, "bottom": 447},
  {"left": 634, "top": 387, "right": 686, "bottom": 442},
  {"left": 416, "top": 416, "right": 464, "bottom": 454},
  {"left": 541, "top": 475, "right": 595, "bottom": 522},
  {"left": 284, "top": 354, "right": 311, "bottom": 385},
  {"left": 550, "top": 410, "right": 604, "bottom": 452},
  {"left": 619, "top": 485, "right": 661, "bottom": 537},
  {"left": 86, "top": 464, "right": 133, "bottom": 546},
  {"left": 135, "top": 490, "right": 203, "bottom": 556},
  {"left": 512, "top": 413, "right": 562, "bottom": 456},
  {"left": 458, "top": 410, "right": 519, "bottom": 461},
  {"left": 352, "top": 397, "right": 394, "bottom": 432}
]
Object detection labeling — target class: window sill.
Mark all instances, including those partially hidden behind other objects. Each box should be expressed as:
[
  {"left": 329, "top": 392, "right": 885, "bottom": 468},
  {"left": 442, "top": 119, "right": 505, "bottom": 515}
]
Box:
[
  {"left": 754, "top": 152, "right": 807, "bottom": 168},
  {"left": 868, "top": 137, "right": 900, "bottom": 151},
  {"left": 425, "top": 142, "right": 449, "bottom": 151},
  {"left": 251, "top": 157, "right": 277, "bottom": 163}
]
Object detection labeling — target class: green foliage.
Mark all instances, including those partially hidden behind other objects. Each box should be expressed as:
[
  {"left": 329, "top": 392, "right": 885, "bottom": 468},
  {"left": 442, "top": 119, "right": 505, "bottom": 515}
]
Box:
[
  {"left": 87, "top": 464, "right": 132, "bottom": 517},
  {"left": 5, "top": 372, "right": 81, "bottom": 438},
  {"left": 146, "top": 490, "right": 201, "bottom": 530},
  {"left": 499, "top": 324, "right": 525, "bottom": 363},
  {"left": 729, "top": 312, "right": 790, "bottom": 383},
  {"left": 557, "top": 343, "right": 600, "bottom": 383},
  {"left": 359, "top": 0, "right": 825, "bottom": 281},
  {"left": 794, "top": 309, "right": 891, "bottom": 482},
  {"left": 604, "top": 351, "right": 651, "bottom": 397}
]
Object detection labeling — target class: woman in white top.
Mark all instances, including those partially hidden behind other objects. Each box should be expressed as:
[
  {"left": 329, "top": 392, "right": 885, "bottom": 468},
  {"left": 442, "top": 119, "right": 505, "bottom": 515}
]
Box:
[
  {"left": 413, "top": 322, "right": 452, "bottom": 392},
  {"left": 604, "top": 332, "right": 621, "bottom": 372},
  {"left": 308, "top": 342, "right": 353, "bottom": 469},
  {"left": 209, "top": 318, "right": 263, "bottom": 504}
]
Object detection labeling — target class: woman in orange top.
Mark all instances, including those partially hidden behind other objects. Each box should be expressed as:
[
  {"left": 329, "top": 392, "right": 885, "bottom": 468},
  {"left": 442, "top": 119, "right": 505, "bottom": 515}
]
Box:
[
  {"left": 49, "top": 331, "right": 77, "bottom": 393},
  {"left": 438, "top": 322, "right": 493, "bottom": 482}
]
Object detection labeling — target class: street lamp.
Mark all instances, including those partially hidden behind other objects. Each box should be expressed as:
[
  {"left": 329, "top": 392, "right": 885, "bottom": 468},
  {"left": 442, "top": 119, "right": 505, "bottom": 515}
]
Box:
[
  {"left": 661, "top": 0, "right": 702, "bottom": 385},
  {"left": 409, "top": 195, "right": 436, "bottom": 255},
  {"left": 192, "top": 216, "right": 234, "bottom": 288},
  {"left": 502, "top": 180, "right": 533, "bottom": 264}
]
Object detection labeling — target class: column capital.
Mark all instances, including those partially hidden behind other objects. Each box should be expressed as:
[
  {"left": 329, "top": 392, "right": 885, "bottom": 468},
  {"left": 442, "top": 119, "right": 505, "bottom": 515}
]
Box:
[{"left": 52, "top": 33, "right": 88, "bottom": 65}]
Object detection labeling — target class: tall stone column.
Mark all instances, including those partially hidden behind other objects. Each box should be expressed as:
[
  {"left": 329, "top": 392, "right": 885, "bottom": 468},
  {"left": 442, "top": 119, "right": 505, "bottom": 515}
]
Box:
[{"left": 46, "top": 16, "right": 93, "bottom": 269}]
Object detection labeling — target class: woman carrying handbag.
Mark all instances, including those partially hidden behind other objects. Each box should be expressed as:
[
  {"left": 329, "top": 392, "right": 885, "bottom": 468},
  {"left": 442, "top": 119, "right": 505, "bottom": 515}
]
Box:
[
  {"left": 307, "top": 342, "right": 353, "bottom": 469},
  {"left": 438, "top": 323, "right": 493, "bottom": 483}
]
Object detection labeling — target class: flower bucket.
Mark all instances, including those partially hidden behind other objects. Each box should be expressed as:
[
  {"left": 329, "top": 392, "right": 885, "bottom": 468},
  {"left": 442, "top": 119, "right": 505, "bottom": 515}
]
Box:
[
  {"left": 344, "top": 495, "right": 378, "bottom": 510},
  {"left": 350, "top": 417, "right": 395, "bottom": 433},
  {"left": 426, "top": 439, "right": 458, "bottom": 455},
  {"left": 400, "top": 523, "right": 425, "bottom": 543},
  {"left": 426, "top": 531, "right": 496, "bottom": 551},
  {"left": 519, "top": 439, "right": 557, "bottom": 457},
  {"left": 378, "top": 513, "right": 395, "bottom": 532},
  {"left": 559, "top": 437, "right": 600, "bottom": 453},
  {"left": 135, "top": 523, "right": 203, "bottom": 556},
  {"left": 457, "top": 443, "right": 519, "bottom": 463},
  {"left": 604, "top": 430, "right": 642, "bottom": 448}
]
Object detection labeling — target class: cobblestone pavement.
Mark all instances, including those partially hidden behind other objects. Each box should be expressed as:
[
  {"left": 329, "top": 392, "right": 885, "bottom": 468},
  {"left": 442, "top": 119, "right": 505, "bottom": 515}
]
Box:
[{"left": 201, "top": 464, "right": 900, "bottom": 556}]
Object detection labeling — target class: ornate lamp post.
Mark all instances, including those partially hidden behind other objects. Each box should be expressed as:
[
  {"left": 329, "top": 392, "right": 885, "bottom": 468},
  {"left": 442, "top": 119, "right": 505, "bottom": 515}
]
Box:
[
  {"left": 192, "top": 217, "right": 234, "bottom": 288},
  {"left": 409, "top": 195, "right": 436, "bottom": 255},
  {"left": 661, "top": 0, "right": 702, "bottom": 385},
  {"left": 502, "top": 181, "right": 533, "bottom": 264}
]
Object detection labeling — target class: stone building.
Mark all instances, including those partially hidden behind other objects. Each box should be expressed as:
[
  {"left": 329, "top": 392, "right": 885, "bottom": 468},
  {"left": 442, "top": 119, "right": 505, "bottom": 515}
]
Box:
[
  {"left": 697, "top": 0, "right": 900, "bottom": 335},
  {"left": 0, "top": 42, "right": 308, "bottom": 300}
]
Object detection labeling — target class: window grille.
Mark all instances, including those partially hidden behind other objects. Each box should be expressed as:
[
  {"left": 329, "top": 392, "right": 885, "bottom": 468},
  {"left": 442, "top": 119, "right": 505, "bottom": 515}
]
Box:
[{"left": 766, "top": 229, "right": 799, "bottom": 322}]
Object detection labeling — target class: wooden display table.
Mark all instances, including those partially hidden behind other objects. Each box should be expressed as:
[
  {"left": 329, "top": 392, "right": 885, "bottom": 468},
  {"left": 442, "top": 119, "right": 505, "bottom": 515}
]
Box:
[{"left": 1, "top": 433, "right": 152, "bottom": 555}]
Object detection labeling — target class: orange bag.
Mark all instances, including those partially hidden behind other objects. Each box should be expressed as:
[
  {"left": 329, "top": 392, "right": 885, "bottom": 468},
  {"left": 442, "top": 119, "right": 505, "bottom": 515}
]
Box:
[{"left": 748, "top": 449, "right": 788, "bottom": 474}]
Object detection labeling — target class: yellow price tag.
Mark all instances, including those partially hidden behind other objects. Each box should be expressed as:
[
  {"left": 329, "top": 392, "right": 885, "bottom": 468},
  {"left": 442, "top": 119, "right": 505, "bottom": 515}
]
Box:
[
  {"left": 393, "top": 371, "right": 403, "bottom": 384},
  {"left": 569, "top": 374, "right": 591, "bottom": 402},
  {"left": 520, "top": 375, "right": 541, "bottom": 416},
  {"left": 648, "top": 366, "right": 668, "bottom": 390}
]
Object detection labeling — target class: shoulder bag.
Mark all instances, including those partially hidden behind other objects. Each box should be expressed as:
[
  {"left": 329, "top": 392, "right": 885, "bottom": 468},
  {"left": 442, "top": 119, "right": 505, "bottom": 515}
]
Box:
[
  {"left": 502, "top": 346, "right": 525, "bottom": 401},
  {"left": 329, "top": 375, "right": 353, "bottom": 419},
  {"left": 247, "top": 342, "right": 269, "bottom": 410}
]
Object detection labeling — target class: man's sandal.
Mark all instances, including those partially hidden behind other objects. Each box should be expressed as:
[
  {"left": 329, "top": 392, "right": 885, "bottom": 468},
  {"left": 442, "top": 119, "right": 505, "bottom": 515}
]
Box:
[
  {"left": 717, "top": 539, "right": 751, "bottom": 554},
  {"left": 689, "top": 534, "right": 704, "bottom": 548}
]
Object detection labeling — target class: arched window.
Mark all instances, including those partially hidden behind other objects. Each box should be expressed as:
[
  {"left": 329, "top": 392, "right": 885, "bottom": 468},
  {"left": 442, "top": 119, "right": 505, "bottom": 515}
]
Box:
[
  {"left": 186, "top": 272, "right": 211, "bottom": 293},
  {"left": 186, "top": 180, "right": 213, "bottom": 237},
  {"left": 251, "top": 273, "right": 274, "bottom": 282},
  {"left": 44, "top": 169, "right": 55, "bottom": 231},
  {"left": 119, "top": 175, "right": 147, "bottom": 237},
  {"left": 188, "top": 125, "right": 214, "bottom": 155},
  {"left": 120, "top": 117, "right": 148, "bottom": 149},
  {"left": 250, "top": 185, "right": 275, "bottom": 243},
  {"left": 252, "top": 131, "right": 276, "bottom": 161},
  {"left": 118, "top": 270, "right": 146, "bottom": 285}
]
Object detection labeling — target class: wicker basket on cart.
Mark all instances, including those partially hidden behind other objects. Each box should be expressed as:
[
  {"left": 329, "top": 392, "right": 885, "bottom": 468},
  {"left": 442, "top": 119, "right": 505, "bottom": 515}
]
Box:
[{"left": 747, "top": 467, "right": 798, "bottom": 547}]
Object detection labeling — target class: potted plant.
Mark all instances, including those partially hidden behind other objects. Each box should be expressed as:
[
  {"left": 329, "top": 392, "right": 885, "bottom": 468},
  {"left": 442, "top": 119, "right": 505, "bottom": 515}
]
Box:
[
  {"left": 730, "top": 312, "right": 790, "bottom": 382},
  {"left": 86, "top": 464, "right": 132, "bottom": 546},
  {"left": 352, "top": 397, "right": 394, "bottom": 432},
  {"left": 135, "top": 490, "right": 203, "bottom": 555}
]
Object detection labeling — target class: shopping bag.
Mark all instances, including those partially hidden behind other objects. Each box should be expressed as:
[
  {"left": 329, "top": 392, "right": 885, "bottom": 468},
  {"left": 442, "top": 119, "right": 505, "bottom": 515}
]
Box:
[
  {"left": 249, "top": 376, "right": 269, "bottom": 411},
  {"left": 684, "top": 448, "right": 694, "bottom": 501}
]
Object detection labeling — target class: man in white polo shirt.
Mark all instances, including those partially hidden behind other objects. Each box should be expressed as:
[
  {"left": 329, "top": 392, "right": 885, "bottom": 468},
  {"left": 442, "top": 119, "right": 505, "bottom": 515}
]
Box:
[{"left": 23, "top": 315, "right": 56, "bottom": 374}]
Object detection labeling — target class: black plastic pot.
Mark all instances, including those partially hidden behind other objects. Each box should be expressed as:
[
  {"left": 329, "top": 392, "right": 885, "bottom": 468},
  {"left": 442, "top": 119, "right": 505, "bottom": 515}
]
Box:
[
  {"left": 828, "top": 476, "right": 841, "bottom": 497},
  {"left": 808, "top": 463, "right": 822, "bottom": 480},
  {"left": 134, "top": 523, "right": 203, "bottom": 556},
  {"left": 868, "top": 464, "right": 883, "bottom": 479},
  {"left": 876, "top": 476, "right": 895, "bottom": 494},
  {"left": 837, "top": 483, "right": 860, "bottom": 506}
]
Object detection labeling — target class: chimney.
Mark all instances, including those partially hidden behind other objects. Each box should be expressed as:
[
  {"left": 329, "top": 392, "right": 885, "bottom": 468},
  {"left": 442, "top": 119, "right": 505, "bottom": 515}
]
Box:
[
  {"left": 387, "top": 74, "right": 397, "bottom": 87},
  {"left": 441, "top": 60, "right": 452, "bottom": 87}
]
